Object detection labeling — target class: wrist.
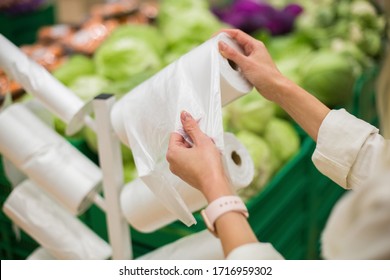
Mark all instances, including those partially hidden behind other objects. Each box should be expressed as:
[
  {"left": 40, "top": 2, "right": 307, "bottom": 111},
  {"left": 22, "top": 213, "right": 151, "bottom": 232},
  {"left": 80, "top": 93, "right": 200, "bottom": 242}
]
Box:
[
  {"left": 201, "top": 175, "right": 233, "bottom": 203},
  {"left": 269, "top": 75, "right": 295, "bottom": 103}
]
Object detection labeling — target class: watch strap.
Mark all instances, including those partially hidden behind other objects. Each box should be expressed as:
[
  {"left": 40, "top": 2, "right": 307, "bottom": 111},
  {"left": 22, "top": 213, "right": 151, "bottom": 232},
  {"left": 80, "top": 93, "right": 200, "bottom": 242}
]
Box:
[{"left": 201, "top": 195, "right": 248, "bottom": 236}]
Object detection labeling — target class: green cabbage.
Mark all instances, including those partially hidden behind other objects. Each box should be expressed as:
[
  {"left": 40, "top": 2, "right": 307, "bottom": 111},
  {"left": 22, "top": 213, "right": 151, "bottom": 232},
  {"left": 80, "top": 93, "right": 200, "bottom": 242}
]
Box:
[
  {"left": 159, "top": 8, "right": 223, "bottom": 47},
  {"left": 69, "top": 75, "right": 110, "bottom": 101},
  {"left": 159, "top": 0, "right": 209, "bottom": 13},
  {"left": 158, "top": 0, "right": 224, "bottom": 64},
  {"left": 263, "top": 118, "right": 300, "bottom": 165},
  {"left": 268, "top": 34, "right": 313, "bottom": 85},
  {"left": 53, "top": 55, "right": 95, "bottom": 86},
  {"left": 298, "top": 50, "right": 357, "bottom": 106},
  {"left": 267, "top": 33, "right": 313, "bottom": 62},
  {"left": 226, "top": 90, "right": 276, "bottom": 135},
  {"left": 236, "top": 130, "right": 275, "bottom": 189},
  {"left": 103, "top": 24, "right": 166, "bottom": 56},
  {"left": 94, "top": 24, "right": 165, "bottom": 81}
]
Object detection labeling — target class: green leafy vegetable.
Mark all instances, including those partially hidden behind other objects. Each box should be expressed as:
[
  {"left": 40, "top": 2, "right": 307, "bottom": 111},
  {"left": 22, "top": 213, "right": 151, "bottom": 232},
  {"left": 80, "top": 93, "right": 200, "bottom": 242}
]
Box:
[
  {"left": 298, "top": 50, "right": 357, "bottom": 106},
  {"left": 69, "top": 75, "right": 110, "bottom": 101},
  {"left": 94, "top": 24, "right": 165, "bottom": 81},
  {"left": 225, "top": 90, "right": 276, "bottom": 135},
  {"left": 264, "top": 118, "right": 300, "bottom": 165},
  {"left": 53, "top": 55, "right": 95, "bottom": 86},
  {"left": 236, "top": 130, "right": 275, "bottom": 188},
  {"left": 158, "top": 0, "right": 224, "bottom": 64}
]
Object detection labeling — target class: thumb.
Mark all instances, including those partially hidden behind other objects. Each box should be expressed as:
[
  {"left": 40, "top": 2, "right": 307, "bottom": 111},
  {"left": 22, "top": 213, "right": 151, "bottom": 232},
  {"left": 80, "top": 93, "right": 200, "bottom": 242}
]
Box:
[{"left": 181, "top": 111, "right": 204, "bottom": 146}]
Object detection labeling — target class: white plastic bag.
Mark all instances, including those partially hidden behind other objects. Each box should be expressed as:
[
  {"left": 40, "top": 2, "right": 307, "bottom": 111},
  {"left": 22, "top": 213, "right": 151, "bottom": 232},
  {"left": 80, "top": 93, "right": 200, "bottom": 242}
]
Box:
[{"left": 111, "top": 32, "right": 252, "bottom": 226}]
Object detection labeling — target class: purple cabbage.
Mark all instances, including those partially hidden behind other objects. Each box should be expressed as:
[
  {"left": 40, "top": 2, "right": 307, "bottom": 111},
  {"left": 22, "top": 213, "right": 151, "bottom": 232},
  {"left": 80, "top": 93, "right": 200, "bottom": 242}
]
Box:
[
  {"left": 0, "top": 0, "right": 46, "bottom": 15},
  {"left": 212, "top": 0, "right": 303, "bottom": 35}
]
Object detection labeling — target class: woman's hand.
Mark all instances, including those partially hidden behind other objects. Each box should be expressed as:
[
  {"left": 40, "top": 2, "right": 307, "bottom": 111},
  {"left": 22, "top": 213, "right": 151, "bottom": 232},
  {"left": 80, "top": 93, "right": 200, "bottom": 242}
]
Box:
[
  {"left": 218, "top": 28, "right": 287, "bottom": 102},
  {"left": 167, "top": 111, "right": 258, "bottom": 257},
  {"left": 218, "top": 28, "right": 330, "bottom": 141},
  {"left": 166, "top": 111, "right": 233, "bottom": 203}
]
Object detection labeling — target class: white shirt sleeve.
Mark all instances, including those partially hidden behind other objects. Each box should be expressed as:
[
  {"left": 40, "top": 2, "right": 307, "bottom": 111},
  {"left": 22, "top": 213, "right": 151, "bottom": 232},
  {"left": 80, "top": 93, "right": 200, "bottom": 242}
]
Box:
[
  {"left": 213, "top": 109, "right": 390, "bottom": 260},
  {"left": 226, "top": 242, "right": 284, "bottom": 260},
  {"left": 312, "top": 109, "right": 384, "bottom": 190},
  {"left": 312, "top": 109, "right": 390, "bottom": 259},
  {"left": 321, "top": 169, "right": 390, "bottom": 259}
]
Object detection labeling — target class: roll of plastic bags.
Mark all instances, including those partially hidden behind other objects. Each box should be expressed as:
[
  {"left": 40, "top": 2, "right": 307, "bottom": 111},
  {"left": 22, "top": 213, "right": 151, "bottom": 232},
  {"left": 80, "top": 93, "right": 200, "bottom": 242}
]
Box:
[
  {"left": 111, "top": 32, "right": 252, "bottom": 226},
  {"left": 0, "top": 34, "right": 87, "bottom": 135},
  {"left": 0, "top": 103, "right": 102, "bottom": 215},
  {"left": 2, "top": 180, "right": 112, "bottom": 260}
]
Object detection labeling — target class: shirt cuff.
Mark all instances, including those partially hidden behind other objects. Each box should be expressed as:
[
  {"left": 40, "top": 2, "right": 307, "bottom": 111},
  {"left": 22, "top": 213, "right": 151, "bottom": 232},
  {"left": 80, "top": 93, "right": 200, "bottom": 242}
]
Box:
[
  {"left": 312, "top": 109, "right": 378, "bottom": 189},
  {"left": 226, "top": 242, "right": 284, "bottom": 260}
]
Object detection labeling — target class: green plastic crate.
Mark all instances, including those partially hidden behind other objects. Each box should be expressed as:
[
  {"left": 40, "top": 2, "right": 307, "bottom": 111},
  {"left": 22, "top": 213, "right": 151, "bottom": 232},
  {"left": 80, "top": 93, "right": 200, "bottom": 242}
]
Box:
[{"left": 0, "top": 4, "right": 55, "bottom": 46}]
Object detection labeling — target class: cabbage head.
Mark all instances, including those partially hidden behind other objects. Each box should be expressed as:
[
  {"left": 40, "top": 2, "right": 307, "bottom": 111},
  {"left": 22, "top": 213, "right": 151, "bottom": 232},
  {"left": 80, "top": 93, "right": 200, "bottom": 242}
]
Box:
[
  {"left": 298, "top": 50, "right": 356, "bottom": 106},
  {"left": 69, "top": 75, "right": 110, "bottom": 101},
  {"left": 264, "top": 118, "right": 300, "bottom": 165},
  {"left": 94, "top": 25, "right": 165, "bottom": 81},
  {"left": 158, "top": 0, "right": 224, "bottom": 59},
  {"left": 53, "top": 55, "right": 95, "bottom": 86},
  {"left": 236, "top": 130, "right": 275, "bottom": 189},
  {"left": 227, "top": 90, "right": 276, "bottom": 135}
]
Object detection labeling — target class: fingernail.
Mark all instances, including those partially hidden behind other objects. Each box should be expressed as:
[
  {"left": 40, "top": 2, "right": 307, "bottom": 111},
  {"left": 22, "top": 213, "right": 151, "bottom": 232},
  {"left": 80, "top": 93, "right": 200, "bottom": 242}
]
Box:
[
  {"left": 181, "top": 110, "right": 192, "bottom": 121},
  {"left": 219, "top": 41, "right": 227, "bottom": 51}
]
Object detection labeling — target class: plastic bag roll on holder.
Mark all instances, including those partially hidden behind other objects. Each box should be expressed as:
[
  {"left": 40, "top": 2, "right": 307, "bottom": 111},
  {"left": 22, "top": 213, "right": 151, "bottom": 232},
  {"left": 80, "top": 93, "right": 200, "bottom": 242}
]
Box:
[
  {"left": 0, "top": 34, "right": 91, "bottom": 135},
  {"left": 0, "top": 103, "right": 102, "bottom": 215},
  {"left": 120, "top": 132, "right": 255, "bottom": 232},
  {"left": 111, "top": 32, "right": 253, "bottom": 227},
  {"left": 2, "top": 180, "right": 112, "bottom": 260}
]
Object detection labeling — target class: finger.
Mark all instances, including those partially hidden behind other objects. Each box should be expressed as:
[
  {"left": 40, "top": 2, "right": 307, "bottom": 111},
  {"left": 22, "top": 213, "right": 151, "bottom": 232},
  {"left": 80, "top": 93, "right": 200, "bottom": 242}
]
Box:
[
  {"left": 168, "top": 132, "right": 187, "bottom": 148},
  {"left": 180, "top": 111, "right": 205, "bottom": 146},
  {"left": 220, "top": 29, "right": 253, "bottom": 46},
  {"left": 218, "top": 40, "right": 248, "bottom": 70},
  {"left": 166, "top": 132, "right": 189, "bottom": 165},
  {"left": 220, "top": 29, "right": 256, "bottom": 54}
]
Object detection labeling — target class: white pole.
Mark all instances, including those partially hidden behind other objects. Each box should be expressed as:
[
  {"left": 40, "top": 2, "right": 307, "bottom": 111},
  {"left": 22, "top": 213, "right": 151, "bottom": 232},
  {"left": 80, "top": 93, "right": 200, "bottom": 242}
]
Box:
[{"left": 93, "top": 93, "right": 132, "bottom": 260}]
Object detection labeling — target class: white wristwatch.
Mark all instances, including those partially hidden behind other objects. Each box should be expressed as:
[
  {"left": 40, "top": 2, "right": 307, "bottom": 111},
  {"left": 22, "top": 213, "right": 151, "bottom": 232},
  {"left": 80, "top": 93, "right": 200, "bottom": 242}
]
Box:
[{"left": 201, "top": 195, "right": 249, "bottom": 237}]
